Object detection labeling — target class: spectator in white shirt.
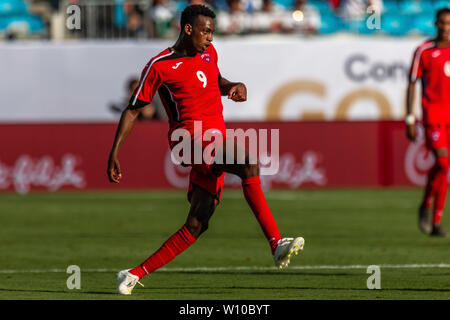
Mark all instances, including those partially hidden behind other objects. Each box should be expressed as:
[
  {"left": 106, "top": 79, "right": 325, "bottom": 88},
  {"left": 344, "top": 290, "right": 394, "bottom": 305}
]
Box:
[
  {"left": 282, "top": 0, "right": 321, "bottom": 34},
  {"left": 338, "top": 0, "right": 383, "bottom": 21},
  {"left": 217, "top": 0, "right": 252, "bottom": 35},
  {"left": 251, "top": 0, "right": 287, "bottom": 33}
]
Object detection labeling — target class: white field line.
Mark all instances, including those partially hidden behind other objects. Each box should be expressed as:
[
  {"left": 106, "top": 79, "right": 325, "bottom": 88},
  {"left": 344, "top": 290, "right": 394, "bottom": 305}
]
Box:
[{"left": 0, "top": 264, "right": 449, "bottom": 274}]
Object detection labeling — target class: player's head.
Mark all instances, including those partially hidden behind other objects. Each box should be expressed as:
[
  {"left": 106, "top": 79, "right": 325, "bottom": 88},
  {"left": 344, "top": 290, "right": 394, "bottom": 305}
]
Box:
[
  {"left": 180, "top": 5, "right": 216, "bottom": 53},
  {"left": 435, "top": 8, "right": 450, "bottom": 40}
]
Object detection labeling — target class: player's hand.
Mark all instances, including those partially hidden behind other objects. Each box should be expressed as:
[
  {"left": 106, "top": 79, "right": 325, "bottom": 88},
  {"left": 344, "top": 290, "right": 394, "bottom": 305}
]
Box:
[
  {"left": 228, "top": 83, "right": 247, "bottom": 102},
  {"left": 107, "top": 153, "right": 122, "bottom": 183},
  {"left": 406, "top": 124, "right": 416, "bottom": 142}
]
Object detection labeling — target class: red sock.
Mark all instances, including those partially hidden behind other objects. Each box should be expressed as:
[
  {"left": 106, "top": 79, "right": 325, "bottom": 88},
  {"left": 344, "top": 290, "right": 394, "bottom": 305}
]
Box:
[
  {"left": 129, "top": 225, "right": 196, "bottom": 279},
  {"left": 422, "top": 164, "right": 440, "bottom": 209},
  {"left": 433, "top": 209, "right": 444, "bottom": 224},
  {"left": 432, "top": 156, "right": 449, "bottom": 225},
  {"left": 434, "top": 178, "right": 448, "bottom": 223},
  {"left": 242, "top": 176, "right": 281, "bottom": 254}
]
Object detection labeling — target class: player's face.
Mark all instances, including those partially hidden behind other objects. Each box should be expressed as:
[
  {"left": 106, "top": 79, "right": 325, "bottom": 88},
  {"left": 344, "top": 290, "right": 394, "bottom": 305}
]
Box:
[
  {"left": 189, "top": 15, "right": 215, "bottom": 53},
  {"left": 435, "top": 13, "right": 450, "bottom": 40}
]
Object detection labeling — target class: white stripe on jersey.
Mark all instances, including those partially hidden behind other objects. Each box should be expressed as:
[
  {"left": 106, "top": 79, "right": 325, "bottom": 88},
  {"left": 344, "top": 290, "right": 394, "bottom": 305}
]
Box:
[
  {"left": 132, "top": 50, "right": 174, "bottom": 106},
  {"left": 410, "top": 42, "right": 435, "bottom": 82}
]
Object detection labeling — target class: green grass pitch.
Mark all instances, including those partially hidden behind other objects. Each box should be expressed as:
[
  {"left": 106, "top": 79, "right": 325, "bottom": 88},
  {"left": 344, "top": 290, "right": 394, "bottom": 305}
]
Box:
[{"left": 0, "top": 189, "right": 449, "bottom": 300}]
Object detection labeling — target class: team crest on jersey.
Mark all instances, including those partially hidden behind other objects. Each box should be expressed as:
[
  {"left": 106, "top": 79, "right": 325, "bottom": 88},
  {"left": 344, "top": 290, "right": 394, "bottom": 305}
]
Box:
[
  {"left": 432, "top": 50, "right": 441, "bottom": 58},
  {"left": 201, "top": 52, "right": 211, "bottom": 63},
  {"left": 431, "top": 130, "right": 440, "bottom": 142},
  {"left": 444, "top": 61, "right": 450, "bottom": 77}
]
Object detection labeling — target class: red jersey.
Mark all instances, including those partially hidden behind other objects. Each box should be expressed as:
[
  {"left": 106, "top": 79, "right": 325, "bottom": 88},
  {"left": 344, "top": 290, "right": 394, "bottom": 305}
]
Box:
[
  {"left": 409, "top": 40, "right": 450, "bottom": 123},
  {"left": 129, "top": 44, "right": 225, "bottom": 141}
]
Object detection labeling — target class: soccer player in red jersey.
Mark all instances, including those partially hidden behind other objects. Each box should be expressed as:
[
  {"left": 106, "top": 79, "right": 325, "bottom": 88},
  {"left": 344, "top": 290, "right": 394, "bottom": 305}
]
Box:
[
  {"left": 406, "top": 8, "right": 450, "bottom": 237},
  {"left": 107, "top": 5, "right": 305, "bottom": 295}
]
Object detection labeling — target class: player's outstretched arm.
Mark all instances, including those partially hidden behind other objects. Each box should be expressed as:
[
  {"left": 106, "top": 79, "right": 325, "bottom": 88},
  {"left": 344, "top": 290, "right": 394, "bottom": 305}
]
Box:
[
  {"left": 218, "top": 74, "right": 247, "bottom": 102},
  {"left": 405, "top": 80, "right": 417, "bottom": 142},
  {"left": 107, "top": 108, "right": 140, "bottom": 183}
]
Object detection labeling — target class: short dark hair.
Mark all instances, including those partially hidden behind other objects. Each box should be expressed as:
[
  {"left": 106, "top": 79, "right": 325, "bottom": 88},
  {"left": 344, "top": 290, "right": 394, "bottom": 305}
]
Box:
[
  {"left": 436, "top": 7, "right": 450, "bottom": 20},
  {"left": 180, "top": 5, "right": 215, "bottom": 30}
]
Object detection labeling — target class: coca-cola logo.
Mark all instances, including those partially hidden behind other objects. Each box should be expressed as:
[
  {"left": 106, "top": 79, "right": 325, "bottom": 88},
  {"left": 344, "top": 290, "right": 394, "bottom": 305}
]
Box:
[
  {"left": 0, "top": 154, "right": 85, "bottom": 194},
  {"left": 260, "top": 151, "right": 326, "bottom": 188},
  {"left": 164, "top": 150, "right": 190, "bottom": 188},
  {"left": 164, "top": 149, "right": 326, "bottom": 189},
  {"left": 404, "top": 126, "right": 436, "bottom": 186}
]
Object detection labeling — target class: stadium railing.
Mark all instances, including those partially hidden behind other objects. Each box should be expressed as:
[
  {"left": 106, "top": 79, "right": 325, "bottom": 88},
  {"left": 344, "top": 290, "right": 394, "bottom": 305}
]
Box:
[{"left": 61, "top": 0, "right": 154, "bottom": 40}]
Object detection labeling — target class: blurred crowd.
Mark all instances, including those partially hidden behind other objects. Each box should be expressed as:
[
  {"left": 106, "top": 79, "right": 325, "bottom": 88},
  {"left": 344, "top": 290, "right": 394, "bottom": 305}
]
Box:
[
  {"left": 112, "top": 0, "right": 448, "bottom": 38},
  {"left": 124, "top": 0, "right": 381, "bottom": 37},
  {"left": 0, "top": 0, "right": 448, "bottom": 39}
]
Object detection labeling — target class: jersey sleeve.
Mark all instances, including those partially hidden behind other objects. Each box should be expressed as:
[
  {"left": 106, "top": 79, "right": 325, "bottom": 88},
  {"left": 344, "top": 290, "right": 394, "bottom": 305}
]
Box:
[
  {"left": 409, "top": 47, "right": 424, "bottom": 82},
  {"left": 128, "top": 61, "right": 162, "bottom": 109}
]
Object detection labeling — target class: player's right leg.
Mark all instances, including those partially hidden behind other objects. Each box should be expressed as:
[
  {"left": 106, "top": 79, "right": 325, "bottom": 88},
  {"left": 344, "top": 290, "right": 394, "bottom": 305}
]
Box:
[
  {"left": 429, "top": 124, "right": 450, "bottom": 237},
  {"left": 116, "top": 186, "right": 217, "bottom": 295},
  {"left": 429, "top": 149, "right": 449, "bottom": 237},
  {"left": 419, "top": 149, "right": 440, "bottom": 234},
  {"left": 421, "top": 124, "right": 449, "bottom": 236}
]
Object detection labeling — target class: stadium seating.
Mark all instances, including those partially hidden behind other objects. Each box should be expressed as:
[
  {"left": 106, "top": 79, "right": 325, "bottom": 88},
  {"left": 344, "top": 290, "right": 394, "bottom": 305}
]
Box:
[
  {"left": 318, "top": 12, "right": 343, "bottom": 34},
  {"left": 380, "top": 12, "right": 411, "bottom": 36},
  {"left": 350, "top": 18, "right": 380, "bottom": 35},
  {"left": 382, "top": 0, "right": 398, "bottom": 13},
  {"left": 1, "top": 0, "right": 448, "bottom": 39},
  {"left": 175, "top": 0, "right": 190, "bottom": 12},
  {"left": 114, "top": 0, "right": 127, "bottom": 28},
  {"left": 273, "top": 0, "right": 295, "bottom": 9},
  {"left": 309, "top": 0, "right": 332, "bottom": 13},
  {"left": 214, "top": 0, "right": 228, "bottom": 11},
  {"left": 399, "top": 0, "right": 433, "bottom": 14},
  {"left": 433, "top": 0, "right": 450, "bottom": 10},
  {"left": 0, "top": 0, "right": 28, "bottom": 16},
  {"left": 269, "top": 0, "right": 442, "bottom": 36},
  {"left": 0, "top": 14, "right": 45, "bottom": 34},
  {"left": 412, "top": 10, "right": 436, "bottom": 36},
  {"left": 0, "top": 0, "right": 45, "bottom": 36},
  {"left": 273, "top": 0, "right": 333, "bottom": 15}
]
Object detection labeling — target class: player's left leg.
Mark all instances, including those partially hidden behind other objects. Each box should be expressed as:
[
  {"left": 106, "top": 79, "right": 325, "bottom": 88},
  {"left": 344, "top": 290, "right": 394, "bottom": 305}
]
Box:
[
  {"left": 215, "top": 141, "right": 281, "bottom": 252},
  {"left": 215, "top": 138, "right": 304, "bottom": 269}
]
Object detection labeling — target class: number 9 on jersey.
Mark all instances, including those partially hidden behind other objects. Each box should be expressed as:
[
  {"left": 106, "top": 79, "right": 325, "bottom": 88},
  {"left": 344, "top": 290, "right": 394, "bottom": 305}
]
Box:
[{"left": 197, "top": 71, "right": 207, "bottom": 88}]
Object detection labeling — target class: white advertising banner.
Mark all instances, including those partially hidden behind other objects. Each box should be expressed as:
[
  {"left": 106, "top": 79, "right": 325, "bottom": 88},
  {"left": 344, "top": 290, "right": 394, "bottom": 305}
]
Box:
[{"left": 0, "top": 36, "right": 426, "bottom": 123}]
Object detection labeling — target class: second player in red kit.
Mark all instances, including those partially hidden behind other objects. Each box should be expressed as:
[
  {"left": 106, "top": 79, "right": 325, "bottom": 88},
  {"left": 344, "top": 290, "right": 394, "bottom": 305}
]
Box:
[{"left": 406, "top": 8, "right": 450, "bottom": 237}]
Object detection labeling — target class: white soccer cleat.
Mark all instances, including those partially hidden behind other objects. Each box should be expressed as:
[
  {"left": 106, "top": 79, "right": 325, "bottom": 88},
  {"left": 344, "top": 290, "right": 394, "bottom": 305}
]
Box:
[
  {"left": 116, "top": 269, "right": 144, "bottom": 295},
  {"left": 273, "top": 237, "right": 305, "bottom": 270}
]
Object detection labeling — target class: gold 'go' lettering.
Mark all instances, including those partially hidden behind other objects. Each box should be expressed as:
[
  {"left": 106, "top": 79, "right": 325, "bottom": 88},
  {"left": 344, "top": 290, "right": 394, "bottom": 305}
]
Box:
[
  {"left": 266, "top": 80, "right": 325, "bottom": 121},
  {"left": 266, "top": 80, "right": 392, "bottom": 120},
  {"left": 335, "top": 88, "right": 392, "bottom": 120}
]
